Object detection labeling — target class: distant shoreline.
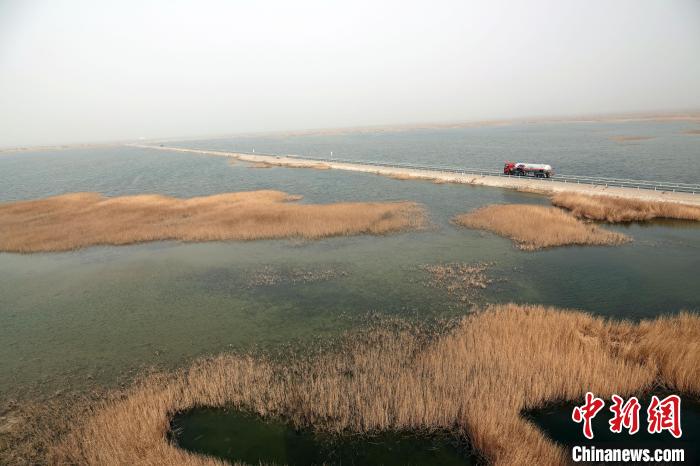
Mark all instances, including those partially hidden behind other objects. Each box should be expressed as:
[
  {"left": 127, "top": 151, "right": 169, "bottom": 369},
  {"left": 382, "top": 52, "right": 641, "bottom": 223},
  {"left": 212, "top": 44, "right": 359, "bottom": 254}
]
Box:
[
  {"left": 2, "top": 110, "right": 700, "bottom": 153},
  {"left": 142, "top": 110, "right": 700, "bottom": 144},
  {"left": 229, "top": 111, "right": 700, "bottom": 140},
  {"left": 136, "top": 144, "right": 700, "bottom": 206},
  {"left": 0, "top": 142, "right": 118, "bottom": 155}
]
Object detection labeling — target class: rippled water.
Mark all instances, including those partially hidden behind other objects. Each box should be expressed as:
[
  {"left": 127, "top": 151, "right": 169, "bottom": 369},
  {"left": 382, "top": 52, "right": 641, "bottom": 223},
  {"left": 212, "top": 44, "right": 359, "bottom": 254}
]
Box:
[
  {"left": 0, "top": 125, "right": 699, "bottom": 400},
  {"left": 170, "top": 121, "right": 700, "bottom": 184}
]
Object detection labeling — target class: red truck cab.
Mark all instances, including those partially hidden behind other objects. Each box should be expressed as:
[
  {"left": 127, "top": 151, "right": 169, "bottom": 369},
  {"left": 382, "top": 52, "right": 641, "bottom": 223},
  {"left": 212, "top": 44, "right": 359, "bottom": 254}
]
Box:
[
  {"left": 503, "top": 161, "right": 553, "bottom": 178},
  {"left": 503, "top": 162, "right": 516, "bottom": 175}
]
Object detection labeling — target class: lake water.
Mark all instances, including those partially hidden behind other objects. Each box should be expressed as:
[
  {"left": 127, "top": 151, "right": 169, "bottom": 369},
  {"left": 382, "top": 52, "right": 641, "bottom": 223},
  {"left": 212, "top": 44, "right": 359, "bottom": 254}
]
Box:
[
  {"left": 171, "top": 408, "right": 475, "bottom": 465},
  {"left": 170, "top": 120, "right": 700, "bottom": 184},
  {"left": 0, "top": 121, "right": 698, "bottom": 462}
]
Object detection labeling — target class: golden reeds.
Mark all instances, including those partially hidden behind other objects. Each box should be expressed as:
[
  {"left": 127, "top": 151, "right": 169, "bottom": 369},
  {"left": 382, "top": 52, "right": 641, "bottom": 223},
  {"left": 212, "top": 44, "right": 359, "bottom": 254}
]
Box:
[
  {"left": 609, "top": 135, "right": 654, "bottom": 143},
  {"left": 0, "top": 191, "right": 426, "bottom": 253},
  {"left": 43, "top": 304, "right": 699, "bottom": 466},
  {"left": 246, "top": 160, "right": 331, "bottom": 170},
  {"left": 389, "top": 173, "right": 414, "bottom": 180},
  {"left": 246, "top": 266, "right": 347, "bottom": 288},
  {"left": 453, "top": 204, "right": 629, "bottom": 250},
  {"left": 421, "top": 262, "right": 492, "bottom": 304},
  {"left": 247, "top": 162, "right": 272, "bottom": 168},
  {"left": 388, "top": 172, "right": 451, "bottom": 184},
  {"left": 551, "top": 192, "right": 700, "bottom": 222}
]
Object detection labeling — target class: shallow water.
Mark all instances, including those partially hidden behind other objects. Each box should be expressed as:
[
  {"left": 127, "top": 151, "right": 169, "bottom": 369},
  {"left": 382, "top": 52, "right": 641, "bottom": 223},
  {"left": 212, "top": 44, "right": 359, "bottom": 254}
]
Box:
[
  {"left": 526, "top": 394, "right": 700, "bottom": 464},
  {"left": 0, "top": 139, "right": 699, "bottom": 397},
  {"left": 171, "top": 408, "right": 475, "bottom": 466}
]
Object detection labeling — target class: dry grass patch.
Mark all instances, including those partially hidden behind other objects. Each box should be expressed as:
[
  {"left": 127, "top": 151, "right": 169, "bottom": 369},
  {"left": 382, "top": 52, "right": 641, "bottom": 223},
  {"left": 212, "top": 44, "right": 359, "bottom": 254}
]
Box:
[
  {"left": 247, "top": 161, "right": 273, "bottom": 168},
  {"left": 247, "top": 160, "right": 331, "bottom": 170},
  {"left": 388, "top": 173, "right": 451, "bottom": 184},
  {"left": 283, "top": 161, "right": 331, "bottom": 170},
  {"left": 389, "top": 173, "right": 414, "bottom": 180},
  {"left": 45, "top": 304, "right": 699, "bottom": 466},
  {"left": 421, "top": 262, "right": 492, "bottom": 304},
  {"left": 0, "top": 391, "right": 112, "bottom": 466},
  {"left": 388, "top": 173, "right": 435, "bottom": 182},
  {"left": 609, "top": 135, "right": 655, "bottom": 143},
  {"left": 0, "top": 191, "right": 426, "bottom": 253},
  {"left": 453, "top": 204, "right": 629, "bottom": 250},
  {"left": 246, "top": 266, "right": 347, "bottom": 288},
  {"left": 551, "top": 192, "right": 700, "bottom": 222}
]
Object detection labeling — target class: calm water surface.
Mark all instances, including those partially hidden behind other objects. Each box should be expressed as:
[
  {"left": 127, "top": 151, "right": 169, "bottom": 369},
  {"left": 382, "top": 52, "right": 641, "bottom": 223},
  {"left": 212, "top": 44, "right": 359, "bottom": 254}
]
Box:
[{"left": 171, "top": 408, "right": 475, "bottom": 466}]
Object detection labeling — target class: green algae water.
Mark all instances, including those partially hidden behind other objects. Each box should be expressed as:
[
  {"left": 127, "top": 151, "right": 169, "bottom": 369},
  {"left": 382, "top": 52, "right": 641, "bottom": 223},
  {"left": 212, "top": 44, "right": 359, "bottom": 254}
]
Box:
[{"left": 170, "top": 408, "right": 475, "bottom": 465}]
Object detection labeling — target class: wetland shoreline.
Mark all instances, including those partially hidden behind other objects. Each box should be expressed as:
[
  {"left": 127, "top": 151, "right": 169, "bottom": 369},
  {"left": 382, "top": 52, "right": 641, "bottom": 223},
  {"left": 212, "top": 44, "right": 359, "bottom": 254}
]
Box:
[
  {"left": 37, "top": 304, "right": 699, "bottom": 466},
  {"left": 2, "top": 139, "right": 699, "bottom": 465},
  {"left": 133, "top": 144, "right": 700, "bottom": 206}
]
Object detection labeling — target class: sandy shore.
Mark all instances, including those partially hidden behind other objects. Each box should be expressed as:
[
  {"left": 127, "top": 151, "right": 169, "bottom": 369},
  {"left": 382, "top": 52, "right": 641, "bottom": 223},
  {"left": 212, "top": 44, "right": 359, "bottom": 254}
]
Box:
[{"left": 133, "top": 145, "right": 700, "bottom": 206}]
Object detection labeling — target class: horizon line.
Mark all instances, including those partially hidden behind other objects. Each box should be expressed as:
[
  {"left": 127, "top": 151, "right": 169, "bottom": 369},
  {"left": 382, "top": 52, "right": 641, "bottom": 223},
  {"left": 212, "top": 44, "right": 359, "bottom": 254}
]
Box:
[{"left": 2, "top": 108, "right": 700, "bottom": 153}]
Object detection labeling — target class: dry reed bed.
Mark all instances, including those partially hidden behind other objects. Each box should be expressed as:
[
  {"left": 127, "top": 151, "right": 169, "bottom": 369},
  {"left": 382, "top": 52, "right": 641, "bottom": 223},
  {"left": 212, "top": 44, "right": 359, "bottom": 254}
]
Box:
[
  {"left": 609, "top": 135, "right": 654, "bottom": 143},
  {"left": 388, "top": 172, "right": 441, "bottom": 182},
  {"left": 247, "top": 161, "right": 273, "bottom": 168},
  {"left": 247, "top": 160, "right": 331, "bottom": 170},
  {"left": 389, "top": 172, "right": 448, "bottom": 184},
  {"left": 47, "top": 304, "right": 699, "bottom": 466},
  {"left": 0, "top": 191, "right": 426, "bottom": 253},
  {"left": 246, "top": 266, "right": 347, "bottom": 288},
  {"left": 551, "top": 192, "right": 700, "bottom": 223},
  {"left": 389, "top": 173, "right": 414, "bottom": 180},
  {"left": 421, "top": 262, "right": 492, "bottom": 304},
  {"left": 453, "top": 204, "right": 629, "bottom": 250}
]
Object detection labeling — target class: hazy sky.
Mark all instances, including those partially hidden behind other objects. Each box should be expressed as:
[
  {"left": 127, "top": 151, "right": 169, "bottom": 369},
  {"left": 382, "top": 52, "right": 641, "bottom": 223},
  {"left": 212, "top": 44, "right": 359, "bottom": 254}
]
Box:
[{"left": 1, "top": 0, "right": 699, "bottom": 147}]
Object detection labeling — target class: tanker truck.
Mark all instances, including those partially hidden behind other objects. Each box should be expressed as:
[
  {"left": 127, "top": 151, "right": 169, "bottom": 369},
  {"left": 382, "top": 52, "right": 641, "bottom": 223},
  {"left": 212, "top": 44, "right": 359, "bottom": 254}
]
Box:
[{"left": 503, "top": 161, "right": 553, "bottom": 178}]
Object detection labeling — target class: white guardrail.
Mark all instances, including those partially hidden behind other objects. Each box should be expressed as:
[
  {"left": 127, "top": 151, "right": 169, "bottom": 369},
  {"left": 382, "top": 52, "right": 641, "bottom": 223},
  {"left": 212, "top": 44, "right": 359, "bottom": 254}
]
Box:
[{"left": 235, "top": 151, "right": 700, "bottom": 194}]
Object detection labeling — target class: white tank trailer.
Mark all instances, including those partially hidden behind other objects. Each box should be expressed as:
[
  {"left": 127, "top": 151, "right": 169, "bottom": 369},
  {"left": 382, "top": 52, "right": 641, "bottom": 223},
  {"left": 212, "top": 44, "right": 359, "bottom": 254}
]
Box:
[{"left": 503, "top": 161, "right": 554, "bottom": 178}]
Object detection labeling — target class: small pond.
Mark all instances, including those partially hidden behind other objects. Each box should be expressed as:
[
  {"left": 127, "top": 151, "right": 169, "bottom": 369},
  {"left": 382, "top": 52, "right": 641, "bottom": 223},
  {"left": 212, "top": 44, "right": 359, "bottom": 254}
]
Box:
[{"left": 170, "top": 407, "right": 478, "bottom": 465}]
